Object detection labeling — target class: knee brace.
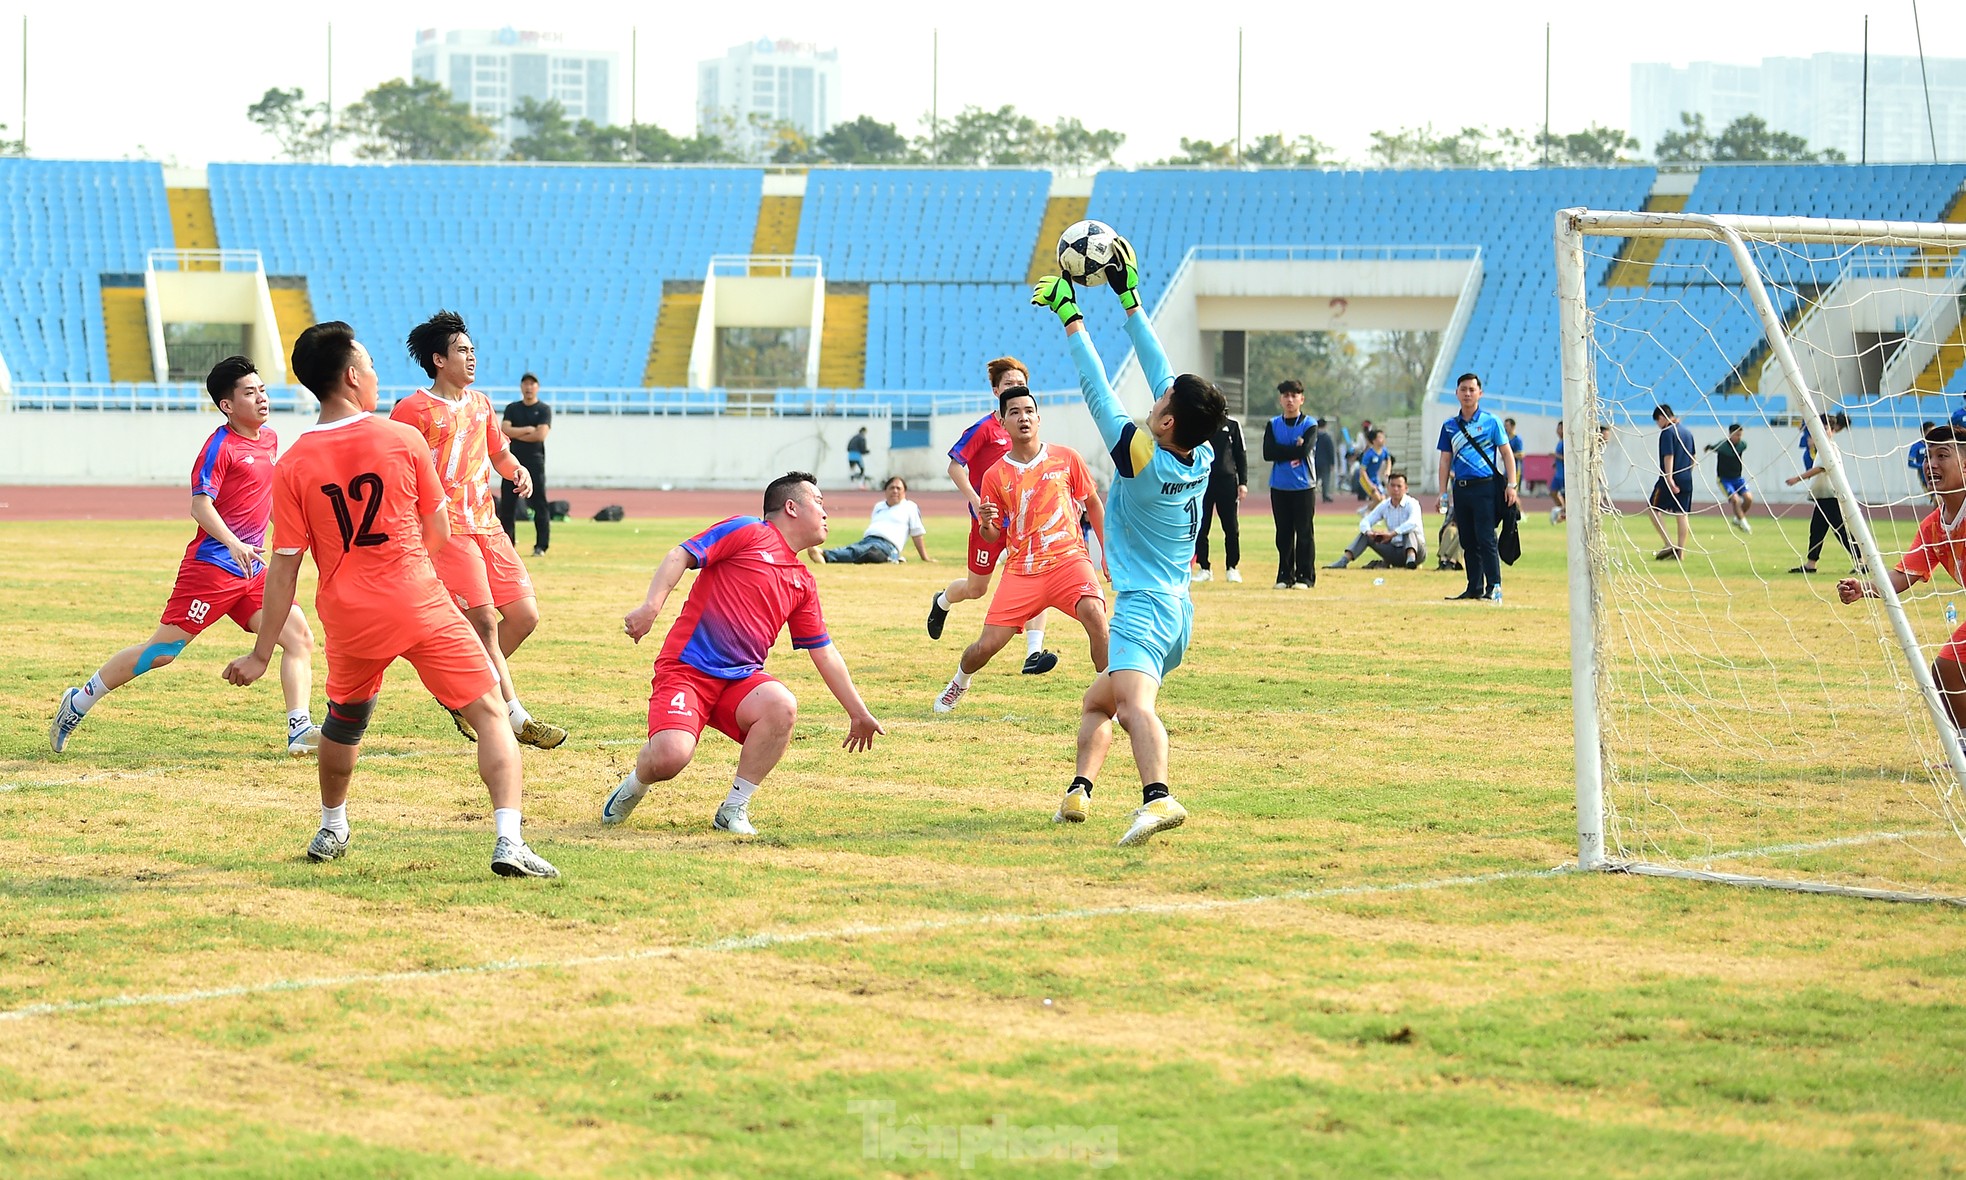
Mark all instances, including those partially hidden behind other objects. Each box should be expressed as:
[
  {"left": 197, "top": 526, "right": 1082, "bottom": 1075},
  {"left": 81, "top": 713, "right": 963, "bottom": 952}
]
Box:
[
  {"left": 133, "top": 639, "right": 189, "bottom": 675},
  {"left": 321, "top": 696, "right": 377, "bottom": 746}
]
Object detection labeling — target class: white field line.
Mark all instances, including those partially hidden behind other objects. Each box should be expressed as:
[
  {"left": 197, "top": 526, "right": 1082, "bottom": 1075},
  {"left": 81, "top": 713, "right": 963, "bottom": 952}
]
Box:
[
  {"left": 0, "top": 866, "right": 1568, "bottom": 1023},
  {"left": 1, "top": 751, "right": 434, "bottom": 791}
]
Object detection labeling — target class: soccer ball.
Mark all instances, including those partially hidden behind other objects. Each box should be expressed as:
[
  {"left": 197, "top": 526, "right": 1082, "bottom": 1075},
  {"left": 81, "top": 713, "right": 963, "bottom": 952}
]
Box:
[{"left": 1057, "top": 219, "right": 1119, "bottom": 287}]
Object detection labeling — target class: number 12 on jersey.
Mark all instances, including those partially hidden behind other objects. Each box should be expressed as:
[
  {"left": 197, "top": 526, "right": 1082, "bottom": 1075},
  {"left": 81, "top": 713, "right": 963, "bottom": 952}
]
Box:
[{"left": 320, "top": 474, "right": 390, "bottom": 552}]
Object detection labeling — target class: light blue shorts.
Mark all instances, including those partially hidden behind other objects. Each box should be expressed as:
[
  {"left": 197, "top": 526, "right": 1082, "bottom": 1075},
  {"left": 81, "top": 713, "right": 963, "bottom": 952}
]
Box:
[{"left": 1107, "top": 591, "right": 1193, "bottom": 682}]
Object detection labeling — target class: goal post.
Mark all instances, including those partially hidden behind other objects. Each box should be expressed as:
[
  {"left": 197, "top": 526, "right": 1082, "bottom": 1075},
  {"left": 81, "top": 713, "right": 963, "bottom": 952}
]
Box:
[{"left": 1555, "top": 207, "right": 1966, "bottom": 901}]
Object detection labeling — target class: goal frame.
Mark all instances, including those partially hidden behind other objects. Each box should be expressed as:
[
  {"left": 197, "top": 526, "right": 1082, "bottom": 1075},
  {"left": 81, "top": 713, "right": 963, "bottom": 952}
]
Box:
[{"left": 1555, "top": 208, "right": 1966, "bottom": 891}]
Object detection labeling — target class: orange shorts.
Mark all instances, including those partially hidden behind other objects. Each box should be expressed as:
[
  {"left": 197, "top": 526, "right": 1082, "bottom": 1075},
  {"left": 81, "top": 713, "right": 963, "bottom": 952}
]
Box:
[
  {"left": 966, "top": 516, "right": 1007, "bottom": 577},
  {"left": 433, "top": 530, "right": 534, "bottom": 612},
  {"left": 325, "top": 609, "right": 498, "bottom": 710},
  {"left": 984, "top": 555, "right": 1104, "bottom": 630},
  {"left": 648, "top": 661, "right": 780, "bottom": 742}
]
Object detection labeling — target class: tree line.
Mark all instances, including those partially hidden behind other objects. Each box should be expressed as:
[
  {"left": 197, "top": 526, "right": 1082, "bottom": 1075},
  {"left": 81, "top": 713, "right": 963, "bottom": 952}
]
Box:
[{"left": 249, "top": 79, "right": 1842, "bottom": 167}]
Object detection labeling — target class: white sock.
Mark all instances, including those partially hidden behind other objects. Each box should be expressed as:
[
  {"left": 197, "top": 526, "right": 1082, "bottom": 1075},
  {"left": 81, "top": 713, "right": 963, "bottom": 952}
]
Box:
[
  {"left": 1026, "top": 626, "right": 1046, "bottom": 657},
  {"left": 723, "top": 776, "right": 760, "bottom": 810},
  {"left": 952, "top": 667, "right": 973, "bottom": 689},
  {"left": 288, "top": 708, "right": 312, "bottom": 733},
  {"left": 507, "top": 698, "right": 532, "bottom": 732},
  {"left": 321, "top": 803, "right": 348, "bottom": 837},
  {"left": 934, "top": 590, "right": 951, "bottom": 612},
  {"left": 76, "top": 673, "right": 109, "bottom": 715},
  {"left": 493, "top": 807, "right": 522, "bottom": 843}
]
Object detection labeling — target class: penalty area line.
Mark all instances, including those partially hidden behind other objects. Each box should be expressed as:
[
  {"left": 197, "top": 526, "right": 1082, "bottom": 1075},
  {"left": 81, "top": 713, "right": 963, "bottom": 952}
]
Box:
[{"left": 0, "top": 865, "right": 1567, "bottom": 1024}]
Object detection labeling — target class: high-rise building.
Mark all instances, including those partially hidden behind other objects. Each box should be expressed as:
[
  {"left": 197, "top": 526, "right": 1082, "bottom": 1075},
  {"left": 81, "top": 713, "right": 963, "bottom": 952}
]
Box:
[
  {"left": 413, "top": 28, "right": 620, "bottom": 154},
  {"left": 697, "top": 38, "right": 841, "bottom": 161},
  {"left": 1631, "top": 53, "right": 1966, "bottom": 163}
]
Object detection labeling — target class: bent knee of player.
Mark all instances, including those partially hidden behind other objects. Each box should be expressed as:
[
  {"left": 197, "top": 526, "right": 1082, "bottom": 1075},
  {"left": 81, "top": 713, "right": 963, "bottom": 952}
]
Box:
[
  {"left": 963, "top": 572, "right": 991, "bottom": 597},
  {"left": 745, "top": 686, "right": 799, "bottom": 734},
  {"left": 501, "top": 596, "right": 539, "bottom": 634},
  {"left": 640, "top": 731, "right": 697, "bottom": 781},
  {"left": 463, "top": 606, "right": 499, "bottom": 642},
  {"left": 278, "top": 607, "right": 315, "bottom": 654}
]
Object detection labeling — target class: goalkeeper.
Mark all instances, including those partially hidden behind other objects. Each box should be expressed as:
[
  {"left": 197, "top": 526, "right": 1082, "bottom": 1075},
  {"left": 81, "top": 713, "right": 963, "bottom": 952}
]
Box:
[
  {"left": 1839, "top": 424, "right": 1966, "bottom": 738},
  {"left": 1032, "top": 241, "right": 1227, "bottom": 846}
]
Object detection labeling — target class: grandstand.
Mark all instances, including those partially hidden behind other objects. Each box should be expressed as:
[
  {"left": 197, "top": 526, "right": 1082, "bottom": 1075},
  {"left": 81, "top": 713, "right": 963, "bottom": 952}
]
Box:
[{"left": 2, "top": 157, "right": 1964, "bottom": 487}]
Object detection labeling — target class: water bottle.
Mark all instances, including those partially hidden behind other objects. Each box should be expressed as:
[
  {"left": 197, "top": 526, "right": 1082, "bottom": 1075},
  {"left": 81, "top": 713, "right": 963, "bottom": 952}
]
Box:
[
  {"left": 1372, "top": 577, "right": 1386, "bottom": 587},
  {"left": 1493, "top": 586, "right": 1504, "bottom": 605},
  {"left": 1948, "top": 602, "right": 1958, "bottom": 629}
]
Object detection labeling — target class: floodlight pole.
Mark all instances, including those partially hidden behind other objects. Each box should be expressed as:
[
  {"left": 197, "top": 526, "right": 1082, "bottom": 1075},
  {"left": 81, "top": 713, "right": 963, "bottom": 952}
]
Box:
[
  {"left": 931, "top": 29, "right": 939, "bottom": 164},
  {"left": 1235, "top": 27, "right": 1243, "bottom": 168},
  {"left": 1542, "top": 24, "right": 1550, "bottom": 167},
  {"left": 325, "top": 22, "right": 334, "bottom": 164},
  {"left": 20, "top": 15, "right": 26, "bottom": 155}
]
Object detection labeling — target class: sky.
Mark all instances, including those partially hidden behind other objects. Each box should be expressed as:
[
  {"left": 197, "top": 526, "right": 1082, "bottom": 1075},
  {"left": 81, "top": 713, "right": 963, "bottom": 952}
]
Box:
[{"left": 0, "top": 0, "right": 1958, "bottom": 167}]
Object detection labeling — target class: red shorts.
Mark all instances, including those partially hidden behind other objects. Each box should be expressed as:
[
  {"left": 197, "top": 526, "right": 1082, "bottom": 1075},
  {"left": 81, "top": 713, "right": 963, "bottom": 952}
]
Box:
[
  {"left": 161, "top": 556, "right": 265, "bottom": 635},
  {"left": 325, "top": 609, "right": 498, "bottom": 709},
  {"left": 648, "top": 661, "right": 780, "bottom": 743},
  {"left": 1940, "top": 623, "right": 1966, "bottom": 668},
  {"left": 433, "top": 530, "right": 534, "bottom": 612},
  {"left": 966, "top": 516, "right": 1007, "bottom": 577},
  {"left": 984, "top": 555, "right": 1104, "bottom": 630}
]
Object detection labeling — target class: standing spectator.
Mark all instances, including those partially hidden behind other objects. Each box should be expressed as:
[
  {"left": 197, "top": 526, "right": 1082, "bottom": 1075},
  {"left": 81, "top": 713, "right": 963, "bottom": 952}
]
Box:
[
  {"left": 1504, "top": 418, "right": 1526, "bottom": 491},
  {"left": 1549, "top": 419, "right": 1567, "bottom": 524},
  {"left": 1354, "top": 428, "right": 1392, "bottom": 510},
  {"left": 1646, "top": 404, "right": 1695, "bottom": 561},
  {"left": 1785, "top": 412, "right": 1859, "bottom": 574},
  {"left": 1313, "top": 417, "right": 1338, "bottom": 503},
  {"left": 811, "top": 476, "right": 931, "bottom": 563},
  {"left": 1435, "top": 372, "right": 1516, "bottom": 601},
  {"left": 1264, "top": 380, "right": 1317, "bottom": 588},
  {"left": 1327, "top": 472, "right": 1426, "bottom": 569},
  {"left": 1346, "top": 419, "right": 1374, "bottom": 495},
  {"left": 499, "top": 373, "right": 552, "bottom": 557},
  {"left": 1193, "top": 415, "right": 1247, "bottom": 583},
  {"left": 1705, "top": 422, "right": 1754, "bottom": 532},
  {"left": 846, "top": 427, "right": 871, "bottom": 489}
]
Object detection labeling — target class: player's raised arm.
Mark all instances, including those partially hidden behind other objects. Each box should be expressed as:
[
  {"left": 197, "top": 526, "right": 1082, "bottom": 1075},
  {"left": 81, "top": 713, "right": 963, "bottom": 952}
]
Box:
[
  {"left": 1032, "top": 276, "right": 1132, "bottom": 454},
  {"left": 624, "top": 546, "right": 696, "bottom": 642},
  {"left": 1106, "top": 238, "right": 1176, "bottom": 398},
  {"left": 805, "top": 642, "right": 885, "bottom": 751}
]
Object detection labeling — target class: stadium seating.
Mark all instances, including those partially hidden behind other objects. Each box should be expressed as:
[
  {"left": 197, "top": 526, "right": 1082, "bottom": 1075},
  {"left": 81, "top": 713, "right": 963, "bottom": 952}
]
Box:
[
  {"left": 797, "top": 171, "right": 1048, "bottom": 283},
  {"left": 0, "top": 159, "right": 171, "bottom": 383},
  {"left": 208, "top": 164, "right": 763, "bottom": 390}
]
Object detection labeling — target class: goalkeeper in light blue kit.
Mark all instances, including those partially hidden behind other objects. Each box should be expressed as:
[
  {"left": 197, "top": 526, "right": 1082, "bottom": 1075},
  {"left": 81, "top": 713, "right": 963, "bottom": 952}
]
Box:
[{"left": 1033, "top": 238, "right": 1228, "bottom": 846}]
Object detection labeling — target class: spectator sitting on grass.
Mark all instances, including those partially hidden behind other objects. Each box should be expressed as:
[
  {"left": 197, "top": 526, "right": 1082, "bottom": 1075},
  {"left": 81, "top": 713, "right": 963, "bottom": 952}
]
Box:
[
  {"left": 1326, "top": 472, "right": 1427, "bottom": 570},
  {"left": 809, "top": 476, "right": 931, "bottom": 564}
]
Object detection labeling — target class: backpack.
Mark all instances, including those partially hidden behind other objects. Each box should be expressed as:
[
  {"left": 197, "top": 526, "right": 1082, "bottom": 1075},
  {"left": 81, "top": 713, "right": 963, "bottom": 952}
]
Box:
[
  {"left": 592, "top": 505, "right": 625, "bottom": 522},
  {"left": 1437, "top": 514, "right": 1464, "bottom": 570}
]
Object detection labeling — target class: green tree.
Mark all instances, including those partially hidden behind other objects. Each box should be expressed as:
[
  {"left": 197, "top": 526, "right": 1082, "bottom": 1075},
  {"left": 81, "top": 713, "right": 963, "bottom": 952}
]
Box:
[
  {"left": 1243, "top": 133, "right": 1329, "bottom": 167},
  {"left": 1043, "top": 117, "right": 1126, "bottom": 169},
  {"left": 1654, "top": 112, "right": 1844, "bottom": 163},
  {"left": 340, "top": 78, "right": 493, "bottom": 162},
  {"left": 247, "top": 87, "right": 331, "bottom": 161},
  {"left": 0, "top": 121, "right": 23, "bottom": 157},
  {"left": 918, "top": 105, "right": 1125, "bottom": 168},
  {"left": 507, "top": 97, "right": 587, "bottom": 161},
  {"left": 1533, "top": 123, "right": 1639, "bottom": 165},
  {"left": 1155, "top": 137, "right": 1236, "bottom": 166},
  {"left": 814, "top": 115, "right": 914, "bottom": 164},
  {"left": 1369, "top": 124, "right": 1525, "bottom": 168}
]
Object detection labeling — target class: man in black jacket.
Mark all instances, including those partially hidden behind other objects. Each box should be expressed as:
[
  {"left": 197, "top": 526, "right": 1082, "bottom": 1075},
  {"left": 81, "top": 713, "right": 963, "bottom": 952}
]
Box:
[
  {"left": 1192, "top": 416, "right": 1248, "bottom": 583},
  {"left": 1313, "top": 418, "right": 1338, "bottom": 503}
]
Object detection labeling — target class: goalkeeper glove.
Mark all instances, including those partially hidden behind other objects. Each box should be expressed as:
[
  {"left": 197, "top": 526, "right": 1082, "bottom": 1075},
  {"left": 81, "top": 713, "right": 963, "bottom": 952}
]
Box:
[
  {"left": 1031, "top": 275, "right": 1083, "bottom": 328},
  {"left": 1104, "top": 236, "right": 1142, "bottom": 312}
]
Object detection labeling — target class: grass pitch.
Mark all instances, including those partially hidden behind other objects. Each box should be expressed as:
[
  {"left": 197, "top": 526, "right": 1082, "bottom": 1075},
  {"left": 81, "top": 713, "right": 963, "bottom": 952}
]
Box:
[{"left": 4, "top": 509, "right": 1966, "bottom": 1177}]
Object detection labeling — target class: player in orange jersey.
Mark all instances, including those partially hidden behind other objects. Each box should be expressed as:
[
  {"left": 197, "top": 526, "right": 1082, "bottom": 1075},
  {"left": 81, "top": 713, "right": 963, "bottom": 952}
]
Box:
[
  {"left": 393, "top": 311, "right": 566, "bottom": 749},
  {"left": 933, "top": 384, "right": 1107, "bottom": 713},
  {"left": 1841, "top": 423, "right": 1966, "bottom": 745},
  {"left": 224, "top": 321, "right": 558, "bottom": 878}
]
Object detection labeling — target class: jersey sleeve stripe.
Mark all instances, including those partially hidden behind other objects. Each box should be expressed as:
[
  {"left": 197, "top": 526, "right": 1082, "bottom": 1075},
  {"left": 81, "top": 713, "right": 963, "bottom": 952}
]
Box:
[
  {"left": 1110, "top": 423, "right": 1144, "bottom": 479},
  {"left": 682, "top": 516, "right": 760, "bottom": 562},
  {"left": 192, "top": 430, "right": 226, "bottom": 496},
  {"left": 790, "top": 631, "right": 831, "bottom": 649}
]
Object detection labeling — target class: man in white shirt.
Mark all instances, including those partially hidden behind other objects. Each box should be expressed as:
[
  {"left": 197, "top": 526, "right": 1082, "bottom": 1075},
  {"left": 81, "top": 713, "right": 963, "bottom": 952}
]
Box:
[
  {"left": 1325, "top": 472, "right": 1427, "bottom": 570},
  {"left": 812, "top": 477, "right": 931, "bottom": 563}
]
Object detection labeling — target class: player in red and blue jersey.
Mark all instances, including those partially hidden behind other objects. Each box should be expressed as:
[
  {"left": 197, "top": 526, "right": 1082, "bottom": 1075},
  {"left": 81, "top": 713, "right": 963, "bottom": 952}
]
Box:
[
  {"left": 925, "top": 356, "right": 1058, "bottom": 675},
  {"left": 602, "top": 472, "right": 885, "bottom": 836},
  {"left": 49, "top": 357, "right": 320, "bottom": 756}
]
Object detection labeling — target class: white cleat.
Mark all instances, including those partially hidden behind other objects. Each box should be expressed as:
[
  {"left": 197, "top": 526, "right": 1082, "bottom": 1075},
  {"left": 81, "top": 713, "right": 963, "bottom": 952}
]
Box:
[
  {"left": 287, "top": 724, "right": 323, "bottom": 757},
  {"left": 713, "top": 801, "right": 758, "bottom": 836},
  {"left": 1225, "top": 568, "right": 1243, "bottom": 584},
  {"left": 49, "top": 687, "right": 85, "bottom": 754},
  {"left": 491, "top": 837, "right": 560, "bottom": 878},
  {"left": 1739, "top": 518, "right": 1753, "bottom": 534},
  {"left": 601, "top": 773, "right": 648, "bottom": 826},
  {"left": 306, "top": 827, "right": 349, "bottom": 862},
  {"left": 933, "top": 678, "right": 967, "bottom": 714},
  {"left": 1191, "top": 568, "right": 1212, "bottom": 583},
  {"left": 1117, "top": 797, "right": 1189, "bottom": 847}
]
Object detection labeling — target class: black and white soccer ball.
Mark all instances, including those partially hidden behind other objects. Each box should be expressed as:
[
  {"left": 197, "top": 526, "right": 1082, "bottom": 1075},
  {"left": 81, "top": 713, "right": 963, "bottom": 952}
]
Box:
[{"left": 1056, "top": 219, "right": 1120, "bottom": 287}]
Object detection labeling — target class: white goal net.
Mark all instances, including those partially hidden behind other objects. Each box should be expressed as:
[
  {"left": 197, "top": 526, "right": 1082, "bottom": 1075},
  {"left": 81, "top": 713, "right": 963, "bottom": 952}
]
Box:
[{"left": 1557, "top": 208, "right": 1966, "bottom": 901}]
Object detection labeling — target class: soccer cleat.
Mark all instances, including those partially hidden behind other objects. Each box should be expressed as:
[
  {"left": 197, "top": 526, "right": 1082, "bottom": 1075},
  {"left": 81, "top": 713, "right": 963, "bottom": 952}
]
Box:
[
  {"left": 491, "top": 837, "right": 560, "bottom": 878},
  {"left": 1739, "top": 518, "right": 1753, "bottom": 534},
  {"left": 1290, "top": 581, "right": 1310, "bottom": 590},
  {"left": 516, "top": 718, "right": 569, "bottom": 749},
  {"left": 287, "top": 724, "right": 323, "bottom": 757},
  {"left": 926, "top": 593, "right": 949, "bottom": 640},
  {"left": 1054, "top": 784, "right": 1090, "bottom": 824},
  {"left": 601, "top": 773, "right": 648, "bottom": 826},
  {"left": 306, "top": 827, "right": 349, "bottom": 862},
  {"left": 447, "top": 706, "right": 478, "bottom": 743},
  {"left": 1022, "top": 651, "right": 1059, "bottom": 675},
  {"left": 1225, "top": 568, "right": 1243, "bottom": 584},
  {"left": 531, "top": 547, "right": 547, "bottom": 557},
  {"left": 1117, "top": 797, "right": 1188, "bottom": 846},
  {"left": 1273, "top": 581, "right": 1290, "bottom": 590},
  {"left": 713, "top": 801, "right": 757, "bottom": 836},
  {"left": 933, "top": 678, "right": 968, "bottom": 714},
  {"left": 1550, "top": 507, "right": 1562, "bottom": 525},
  {"left": 1191, "top": 568, "right": 1212, "bottom": 583},
  {"left": 49, "top": 687, "right": 85, "bottom": 753}
]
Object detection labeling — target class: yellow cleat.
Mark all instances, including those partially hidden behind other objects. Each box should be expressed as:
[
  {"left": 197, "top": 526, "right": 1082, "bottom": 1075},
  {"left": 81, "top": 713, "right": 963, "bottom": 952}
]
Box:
[
  {"left": 1117, "top": 797, "right": 1188, "bottom": 846},
  {"left": 1053, "top": 784, "right": 1090, "bottom": 824},
  {"left": 517, "top": 718, "right": 569, "bottom": 750}
]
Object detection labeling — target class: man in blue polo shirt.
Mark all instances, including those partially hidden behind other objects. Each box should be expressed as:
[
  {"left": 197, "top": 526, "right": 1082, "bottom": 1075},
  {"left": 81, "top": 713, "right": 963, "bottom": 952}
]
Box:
[
  {"left": 1435, "top": 373, "right": 1517, "bottom": 601},
  {"left": 1646, "top": 404, "right": 1695, "bottom": 560}
]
